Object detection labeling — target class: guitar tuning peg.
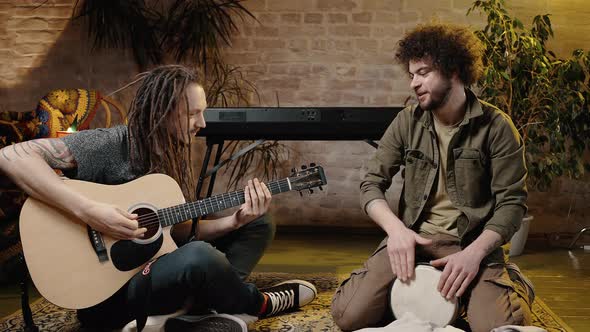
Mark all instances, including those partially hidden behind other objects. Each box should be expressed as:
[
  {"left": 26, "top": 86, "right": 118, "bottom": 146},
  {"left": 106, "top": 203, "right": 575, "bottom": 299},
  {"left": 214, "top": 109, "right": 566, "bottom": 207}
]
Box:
[
  {"left": 309, "top": 189, "right": 314, "bottom": 194},
  {"left": 291, "top": 167, "right": 297, "bottom": 174},
  {"left": 301, "top": 165, "right": 307, "bottom": 170},
  {"left": 310, "top": 163, "right": 316, "bottom": 167},
  {"left": 299, "top": 191, "right": 303, "bottom": 197},
  {"left": 319, "top": 186, "right": 323, "bottom": 191}
]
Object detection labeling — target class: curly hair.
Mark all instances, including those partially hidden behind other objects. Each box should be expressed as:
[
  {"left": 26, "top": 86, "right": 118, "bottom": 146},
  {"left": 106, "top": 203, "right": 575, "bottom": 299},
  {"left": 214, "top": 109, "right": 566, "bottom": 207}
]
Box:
[
  {"left": 127, "top": 65, "right": 202, "bottom": 199},
  {"left": 395, "top": 23, "right": 484, "bottom": 86}
]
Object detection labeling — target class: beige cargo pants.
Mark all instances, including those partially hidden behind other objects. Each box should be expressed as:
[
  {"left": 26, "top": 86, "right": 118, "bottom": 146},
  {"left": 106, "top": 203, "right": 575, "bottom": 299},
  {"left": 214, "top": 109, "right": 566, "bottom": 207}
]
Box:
[{"left": 331, "top": 234, "right": 533, "bottom": 332}]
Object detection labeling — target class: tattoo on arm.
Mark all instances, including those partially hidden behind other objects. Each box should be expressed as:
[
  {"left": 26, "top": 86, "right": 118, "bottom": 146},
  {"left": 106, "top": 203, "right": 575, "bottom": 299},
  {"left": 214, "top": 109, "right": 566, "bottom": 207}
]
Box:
[
  {"left": 18, "top": 139, "right": 77, "bottom": 170},
  {"left": 12, "top": 145, "right": 22, "bottom": 158},
  {"left": 1, "top": 147, "right": 11, "bottom": 161}
]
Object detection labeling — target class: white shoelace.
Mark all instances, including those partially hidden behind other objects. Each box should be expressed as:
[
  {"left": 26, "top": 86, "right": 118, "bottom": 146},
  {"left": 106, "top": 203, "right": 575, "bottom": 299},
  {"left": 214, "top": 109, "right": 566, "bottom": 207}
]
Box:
[{"left": 265, "top": 289, "right": 295, "bottom": 316}]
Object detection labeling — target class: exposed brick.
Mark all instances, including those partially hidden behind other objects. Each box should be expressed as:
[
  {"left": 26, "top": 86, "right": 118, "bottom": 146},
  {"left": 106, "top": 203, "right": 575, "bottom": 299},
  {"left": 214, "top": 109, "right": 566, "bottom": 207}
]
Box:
[
  {"left": 362, "top": 0, "right": 402, "bottom": 11},
  {"left": 242, "top": 64, "right": 266, "bottom": 75},
  {"left": 357, "top": 67, "right": 381, "bottom": 79},
  {"left": 372, "top": 26, "right": 404, "bottom": 38},
  {"left": 380, "top": 38, "right": 397, "bottom": 53},
  {"left": 329, "top": 79, "right": 357, "bottom": 90},
  {"left": 45, "top": 17, "right": 70, "bottom": 29},
  {"left": 368, "top": 94, "right": 390, "bottom": 105},
  {"left": 267, "top": 0, "right": 314, "bottom": 11},
  {"left": 0, "top": 37, "right": 13, "bottom": 49},
  {"left": 223, "top": 52, "right": 258, "bottom": 65},
  {"left": 321, "top": 91, "right": 342, "bottom": 104},
  {"left": 312, "top": 64, "right": 330, "bottom": 75},
  {"left": 295, "top": 90, "right": 323, "bottom": 104},
  {"left": 280, "top": 13, "right": 302, "bottom": 24},
  {"left": 287, "top": 39, "right": 308, "bottom": 51},
  {"left": 332, "top": 40, "right": 353, "bottom": 51},
  {"left": 240, "top": 26, "right": 254, "bottom": 37},
  {"left": 335, "top": 66, "right": 356, "bottom": 77},
  {"left": 304, "top": 13, "right": 323, "bottom": 24},
  {"left": 254, "top": 26, "right": 279, "bottom": 37},
  {"left": 329, "top": 25, "right": 370, "bottom": 38},
  {"left": 229, "top": 38, "right": 251, "bottom": 50},
  {"left": 14, "top": 6, "right": 72, "bottom": 17},
  {"left": 352, "top": 12, "right": 372, "bottom": 24},
  {"left": 243, "top": 0, "right": 266, "bottom": 11},
  {"left": 340, "top": 91, "right": 365, "bottom": 105},
  {"left": 375, "top": 11, "right": 398, "bottom": 24},
  {"left": 253, "top": 39, "right": 286, "bottom": 49},
  {"left": 328, "top": 13, "right": 348, "bottom": 24},
  {"left": 311, "top": 39, "right": 327, "bottom": 51},
  {"left": 7, "top": 17, "right": 49, "bottom": 30},
  {"left": 280, "top": 26, "right": 326, "bottom": 37},
  {"left": 288, "top": 64, "right": 311, "bottom": 75},
  {"left": 259, "top": 51, "right": 306, "bottom": 63},
  {"left": 405, "top": 0, "right": 452, "bottom": 11},
  {"left": 373, "top": 80, "right": 393, "bottom": 91},
  {"left": 269, "top": 64, "right": 289, "bottom": 75},
  {"left": 309, "top": 51, "right": 355, "bottom": 63},
  {"left": 14, "top": 42, "right": 51, "bottom": 55},
  {"left": 398, "top": 11, "right": 421, "bottom": 24},
  {"left": 15, "top": 30, "right": 61, "bottom": 43},
  {"left": 356, "top": 39, "right": 378, "bottom": 52},
  {"left": 317, "top": 0, "right": 358, "bottom": 11},
  {"left": 257, "top": 13, "right": 278, "bottom": 25}
]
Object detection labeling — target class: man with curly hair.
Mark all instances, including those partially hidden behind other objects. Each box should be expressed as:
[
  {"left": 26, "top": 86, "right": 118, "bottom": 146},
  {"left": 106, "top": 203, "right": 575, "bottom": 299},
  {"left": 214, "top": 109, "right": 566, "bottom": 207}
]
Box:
[{"left": 331, "top": 24, "right": 534, "bottom": 332}]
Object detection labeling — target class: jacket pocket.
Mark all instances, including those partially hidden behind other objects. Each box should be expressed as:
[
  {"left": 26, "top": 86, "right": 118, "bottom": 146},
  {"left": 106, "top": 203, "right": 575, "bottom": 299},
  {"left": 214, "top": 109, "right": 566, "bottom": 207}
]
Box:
[
  {"left": 403, "top": 149, "right": 431, "bottom": 207},
  {"left": 453, "top": 148, "right": 489, "bottom": 207}
]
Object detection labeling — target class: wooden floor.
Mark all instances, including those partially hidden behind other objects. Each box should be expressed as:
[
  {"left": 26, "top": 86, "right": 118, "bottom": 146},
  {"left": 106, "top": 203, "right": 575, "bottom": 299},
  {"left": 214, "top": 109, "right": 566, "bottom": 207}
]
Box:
[{"left": 0, "top": 230, "right": 589, "bottom": 331}]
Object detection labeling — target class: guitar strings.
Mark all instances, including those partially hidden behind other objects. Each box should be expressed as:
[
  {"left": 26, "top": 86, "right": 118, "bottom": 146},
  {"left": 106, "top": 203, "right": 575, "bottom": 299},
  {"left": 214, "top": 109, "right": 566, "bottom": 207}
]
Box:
[{"left": 133, "top": 181, "right": 290, "bottom": 230}]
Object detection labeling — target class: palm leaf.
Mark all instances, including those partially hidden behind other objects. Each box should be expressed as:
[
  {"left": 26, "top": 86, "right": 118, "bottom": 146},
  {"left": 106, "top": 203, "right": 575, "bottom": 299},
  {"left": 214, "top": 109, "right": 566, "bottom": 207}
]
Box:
[
  {"left": 72, "top": 0, "right": 163, "bottom": 68},
  {"left": 163, "top": 0, "right": 258, "bottom": 68}
]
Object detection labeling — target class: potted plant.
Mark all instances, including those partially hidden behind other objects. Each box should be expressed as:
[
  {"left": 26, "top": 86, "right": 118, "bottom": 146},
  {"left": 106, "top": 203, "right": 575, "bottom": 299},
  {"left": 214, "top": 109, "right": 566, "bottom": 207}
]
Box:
[
  {"left": 468, "top": 0, "right": 590, "bottom": 255},
  {"left": 73, "top": 0, "right": 290, "bottom": 190}
]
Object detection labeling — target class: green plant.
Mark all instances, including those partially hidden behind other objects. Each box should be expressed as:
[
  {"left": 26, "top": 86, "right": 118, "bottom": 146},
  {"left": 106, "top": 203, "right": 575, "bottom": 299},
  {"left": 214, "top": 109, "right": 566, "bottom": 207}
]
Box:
[
  {"left": 73, "top": 0, "right": 289, "bottom": 188},
  {"left": 468, "top": 0, "right": 590, "bottom": 190},
  {"left": 73, "top": 0, "right": 256, "bottom": 69}
]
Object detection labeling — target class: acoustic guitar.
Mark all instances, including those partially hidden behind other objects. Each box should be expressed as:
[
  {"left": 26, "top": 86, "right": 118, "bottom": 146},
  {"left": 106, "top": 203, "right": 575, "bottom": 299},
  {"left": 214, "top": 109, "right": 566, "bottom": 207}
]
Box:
[{"left": 19, "top": 165, "right": 327, "bottom": 309}]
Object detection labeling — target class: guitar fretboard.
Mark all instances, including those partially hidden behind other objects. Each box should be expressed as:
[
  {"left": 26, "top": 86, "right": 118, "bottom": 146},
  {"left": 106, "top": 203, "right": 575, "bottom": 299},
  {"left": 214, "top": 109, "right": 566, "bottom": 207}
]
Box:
[{"left": 157, "top": 178, "right": 291, "bottom": 227}]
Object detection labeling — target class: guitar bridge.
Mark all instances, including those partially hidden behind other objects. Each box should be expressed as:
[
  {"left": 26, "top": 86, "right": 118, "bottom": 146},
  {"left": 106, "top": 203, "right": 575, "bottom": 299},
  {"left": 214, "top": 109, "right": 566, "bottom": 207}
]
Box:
[{"left": 87, "top": 226, "right": 109, "bottom": 262}]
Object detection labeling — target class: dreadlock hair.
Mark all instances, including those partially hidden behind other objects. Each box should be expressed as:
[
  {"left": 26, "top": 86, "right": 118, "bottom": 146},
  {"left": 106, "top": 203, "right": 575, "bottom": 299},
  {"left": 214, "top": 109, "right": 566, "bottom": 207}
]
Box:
[
  {"left": 127, "top": 65, "right": 202, "bottom": 200},
  {"left": 395, "top": 23, "right": 484, "bottom": 86}
]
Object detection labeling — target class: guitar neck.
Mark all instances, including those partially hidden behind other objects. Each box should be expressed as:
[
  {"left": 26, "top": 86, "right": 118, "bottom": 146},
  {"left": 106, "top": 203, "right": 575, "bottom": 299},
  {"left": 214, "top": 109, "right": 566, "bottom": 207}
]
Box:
[{"left": 157, "top": 178, "right": 291, "bottom": 227}]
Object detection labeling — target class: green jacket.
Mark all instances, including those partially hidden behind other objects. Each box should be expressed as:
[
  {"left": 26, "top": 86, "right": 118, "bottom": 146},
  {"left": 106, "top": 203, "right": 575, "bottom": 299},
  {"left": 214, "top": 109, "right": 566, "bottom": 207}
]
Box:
[{"left": 360, "top": 89, "right": 527, "bottom": 261}]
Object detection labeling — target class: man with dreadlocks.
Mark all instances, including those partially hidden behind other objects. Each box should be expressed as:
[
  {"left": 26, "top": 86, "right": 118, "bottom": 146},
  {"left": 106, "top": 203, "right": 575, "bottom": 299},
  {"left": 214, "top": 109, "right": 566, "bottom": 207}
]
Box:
[
  {"left": 0, "top": 65, "right": 317, "bottom": 331},
  {"left": 331, "top": 24, "right": 535, "bottom": 331}
]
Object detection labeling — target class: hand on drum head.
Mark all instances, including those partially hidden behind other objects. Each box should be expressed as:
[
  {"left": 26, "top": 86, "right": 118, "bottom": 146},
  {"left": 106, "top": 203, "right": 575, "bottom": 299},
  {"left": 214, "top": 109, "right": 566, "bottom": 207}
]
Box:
[
  {"left": 430, "top": 249, "right": 483, "bottom": 299},
  {"left": 386, "top": 228, "right": 433, "bottom": 282}
]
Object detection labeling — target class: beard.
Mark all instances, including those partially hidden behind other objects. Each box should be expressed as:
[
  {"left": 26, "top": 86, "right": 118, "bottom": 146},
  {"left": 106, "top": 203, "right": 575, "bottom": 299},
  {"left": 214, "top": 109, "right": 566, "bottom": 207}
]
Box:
[{"left": 417, "top": 78, "right": 453, "bottom": 111}]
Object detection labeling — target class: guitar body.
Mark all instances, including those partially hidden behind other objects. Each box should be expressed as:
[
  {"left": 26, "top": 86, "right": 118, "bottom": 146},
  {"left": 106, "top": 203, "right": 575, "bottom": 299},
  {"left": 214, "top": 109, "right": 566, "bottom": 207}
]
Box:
[{"left": 19, "top": 174, "right": 185, "bottom": 309}]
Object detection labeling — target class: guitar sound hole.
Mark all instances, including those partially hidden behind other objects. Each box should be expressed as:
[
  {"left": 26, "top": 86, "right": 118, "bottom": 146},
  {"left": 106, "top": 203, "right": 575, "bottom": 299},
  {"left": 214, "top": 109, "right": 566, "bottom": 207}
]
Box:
[{"left": 132, "top": 207, "right": 160, "bottom": 239}]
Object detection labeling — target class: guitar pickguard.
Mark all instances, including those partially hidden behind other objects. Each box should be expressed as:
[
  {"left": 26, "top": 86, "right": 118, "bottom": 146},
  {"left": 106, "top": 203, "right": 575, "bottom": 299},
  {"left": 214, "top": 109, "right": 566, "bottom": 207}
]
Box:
[{"left": 110, "top": 235, "right": 164, "bottom": 271}]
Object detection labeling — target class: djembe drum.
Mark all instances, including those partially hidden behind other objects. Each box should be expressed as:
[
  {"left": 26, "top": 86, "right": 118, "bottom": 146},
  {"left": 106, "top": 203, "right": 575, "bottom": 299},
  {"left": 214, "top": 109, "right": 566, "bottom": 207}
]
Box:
[{"left": 389, "top": 264, "right": 460, "bottom": 327}]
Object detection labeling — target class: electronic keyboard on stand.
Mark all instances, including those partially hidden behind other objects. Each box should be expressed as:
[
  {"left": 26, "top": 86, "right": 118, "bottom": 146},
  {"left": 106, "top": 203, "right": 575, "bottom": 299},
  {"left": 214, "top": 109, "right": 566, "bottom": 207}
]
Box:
[{"left": 191, "top": 106, "right": 402, "bottom": 238}]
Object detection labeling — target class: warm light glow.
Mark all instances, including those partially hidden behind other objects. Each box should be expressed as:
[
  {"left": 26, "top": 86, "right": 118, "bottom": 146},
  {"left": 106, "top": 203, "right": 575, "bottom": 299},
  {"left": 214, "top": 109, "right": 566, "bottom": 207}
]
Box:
[{"left": 66, "top": 127, "right": 75, "bottom": 133}]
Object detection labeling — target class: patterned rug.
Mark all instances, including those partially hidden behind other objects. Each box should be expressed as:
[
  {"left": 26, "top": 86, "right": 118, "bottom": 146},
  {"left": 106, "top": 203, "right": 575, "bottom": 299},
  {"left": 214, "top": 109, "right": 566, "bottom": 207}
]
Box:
[{"left": 0, "top": 272, "right": 573, "bottom": 332}]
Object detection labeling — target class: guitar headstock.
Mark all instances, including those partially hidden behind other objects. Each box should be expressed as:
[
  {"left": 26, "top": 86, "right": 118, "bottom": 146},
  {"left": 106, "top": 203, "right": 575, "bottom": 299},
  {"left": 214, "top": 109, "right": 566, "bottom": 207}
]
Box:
[{"left": 288, "top": 163, "right": 327, "bottom": 194}]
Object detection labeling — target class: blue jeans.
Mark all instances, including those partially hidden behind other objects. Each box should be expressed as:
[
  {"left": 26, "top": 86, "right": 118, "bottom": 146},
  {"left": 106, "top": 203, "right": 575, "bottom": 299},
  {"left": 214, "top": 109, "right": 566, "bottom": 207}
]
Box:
[{"left": 78, "top": 215, "right": 275, "bottom": 328}]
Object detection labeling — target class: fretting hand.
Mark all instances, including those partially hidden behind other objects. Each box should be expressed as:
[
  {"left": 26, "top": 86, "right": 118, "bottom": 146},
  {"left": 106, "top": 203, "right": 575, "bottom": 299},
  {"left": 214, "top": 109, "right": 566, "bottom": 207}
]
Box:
[{"left": 232, "top": 178, "right": 272, "bottom": 229}]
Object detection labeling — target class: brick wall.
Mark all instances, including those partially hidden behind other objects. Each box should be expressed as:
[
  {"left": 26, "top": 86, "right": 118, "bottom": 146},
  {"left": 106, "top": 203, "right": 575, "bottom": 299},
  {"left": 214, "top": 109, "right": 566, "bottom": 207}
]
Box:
[{"left": 1, "top": 0, "right": 589, "bottom": 234}]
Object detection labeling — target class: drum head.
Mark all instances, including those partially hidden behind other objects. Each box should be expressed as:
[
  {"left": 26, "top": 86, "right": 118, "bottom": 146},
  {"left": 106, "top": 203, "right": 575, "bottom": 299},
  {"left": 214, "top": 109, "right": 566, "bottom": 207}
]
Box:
[{"left": 390, "top": 264, "right": 458, "bottom": 327}]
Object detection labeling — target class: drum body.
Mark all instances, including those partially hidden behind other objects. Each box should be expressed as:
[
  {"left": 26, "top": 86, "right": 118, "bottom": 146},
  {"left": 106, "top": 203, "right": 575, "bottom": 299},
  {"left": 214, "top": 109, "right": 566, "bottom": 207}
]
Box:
[{"left": 389, "top": 264, "right": 459, "bottom": 327}]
